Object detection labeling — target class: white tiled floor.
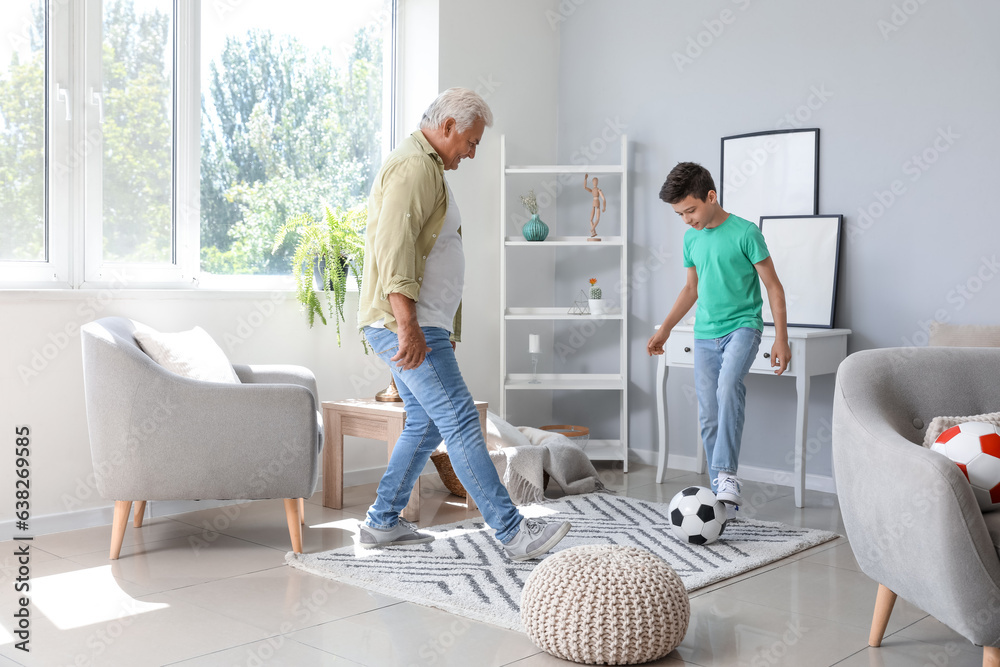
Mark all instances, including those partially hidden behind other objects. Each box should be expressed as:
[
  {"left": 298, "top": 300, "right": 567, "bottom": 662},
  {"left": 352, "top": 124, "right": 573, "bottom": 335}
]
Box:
[{"left": 0, "top": 463, "right": 985, "bottom": 666}]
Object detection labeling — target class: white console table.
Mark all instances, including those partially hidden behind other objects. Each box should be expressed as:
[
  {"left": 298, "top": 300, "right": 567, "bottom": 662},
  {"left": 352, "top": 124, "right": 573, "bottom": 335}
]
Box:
[{"left": 655, "top": 324, "right": 850, "bottom": 507}]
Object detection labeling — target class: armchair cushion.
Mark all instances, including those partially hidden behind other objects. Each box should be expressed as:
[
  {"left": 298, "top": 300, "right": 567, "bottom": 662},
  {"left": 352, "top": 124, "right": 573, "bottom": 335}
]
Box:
[{"left": 134, "top": 325, "right": 240, "bottom": 384}]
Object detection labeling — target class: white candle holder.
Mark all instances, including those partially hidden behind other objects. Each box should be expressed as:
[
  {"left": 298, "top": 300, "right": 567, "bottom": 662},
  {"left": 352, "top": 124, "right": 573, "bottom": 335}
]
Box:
[{"left": 528, "top": 334, "right": 541, "bottom": 383}]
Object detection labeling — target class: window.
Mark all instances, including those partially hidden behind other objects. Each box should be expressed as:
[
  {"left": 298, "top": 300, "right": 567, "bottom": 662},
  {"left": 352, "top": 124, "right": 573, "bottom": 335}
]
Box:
[
  {"left": 199, "top": 0, "right": 392, "bottom": 277},
  {"left": 96, "top": 0, "right": 174, "bottom": 265},
  {"left": 0, "top": 2, "right": 46, "bottom": 263},
  {"left": 0, "top": 0, "right": 394, "bottom": 287}
]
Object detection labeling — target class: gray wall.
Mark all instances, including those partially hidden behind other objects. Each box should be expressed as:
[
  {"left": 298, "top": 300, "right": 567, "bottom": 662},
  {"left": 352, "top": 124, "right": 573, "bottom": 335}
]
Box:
[
  {"left": 437, "top": 0, "right": 561, "bottom": 426},
  {"left": 554, "top": 0, "right": 1000, "bottom": 477}
]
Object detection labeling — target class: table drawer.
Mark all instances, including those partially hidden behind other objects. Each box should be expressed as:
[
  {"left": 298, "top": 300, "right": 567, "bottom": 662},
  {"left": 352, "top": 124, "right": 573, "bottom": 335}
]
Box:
[
  {"left": 750, "top": 337, "right": 792, "bottom": 374},
  {"left": 667, "top": 331, "right": 792, "bottom": 373},
  {"left": 665, "top": 333, "right": 696, "bottom": 366}
]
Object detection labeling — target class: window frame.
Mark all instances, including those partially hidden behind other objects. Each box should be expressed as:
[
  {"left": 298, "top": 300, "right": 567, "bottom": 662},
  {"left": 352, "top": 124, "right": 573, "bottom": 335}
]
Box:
[
  {"left": 1, "top": 0, "right": 396, "bottom": 290},
  {"left": 195, "top": 0, "right": 396, "bottom": 290},
  {"left": 82, "top": 0, "right": 196, "bottom": 288},
  {"left": 0, "top": 0, "right": 70, "bottom": 287}
]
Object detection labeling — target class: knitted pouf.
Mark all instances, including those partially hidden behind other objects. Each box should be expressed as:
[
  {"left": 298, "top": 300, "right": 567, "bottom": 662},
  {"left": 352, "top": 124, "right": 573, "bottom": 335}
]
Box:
[{"left": 520, "top": 545, "right": 690, "bottom": 665}]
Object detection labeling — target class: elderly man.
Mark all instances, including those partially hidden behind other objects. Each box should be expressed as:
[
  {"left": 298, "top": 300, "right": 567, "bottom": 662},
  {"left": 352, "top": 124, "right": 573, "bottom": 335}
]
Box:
[{"left": 356, "top": 88, "right": 571, "bottom": 560}]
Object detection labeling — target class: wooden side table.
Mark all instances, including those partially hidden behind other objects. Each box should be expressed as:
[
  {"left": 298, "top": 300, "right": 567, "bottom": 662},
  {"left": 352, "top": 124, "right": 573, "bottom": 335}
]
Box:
[{"left": 322, "top": 398, "right": 486, "bottom": 521}]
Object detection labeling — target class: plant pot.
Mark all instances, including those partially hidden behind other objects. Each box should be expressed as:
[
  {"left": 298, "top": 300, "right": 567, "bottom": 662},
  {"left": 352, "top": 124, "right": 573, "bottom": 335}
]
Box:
[
  {"left": 521, "top": 214, "right": 549, "bottom": 242},
  {"left": 589, "top": 299, "right": 605, "bottom": 315},
  {"left": 314, "top": 255, "right": 349, "bottom": 291}
]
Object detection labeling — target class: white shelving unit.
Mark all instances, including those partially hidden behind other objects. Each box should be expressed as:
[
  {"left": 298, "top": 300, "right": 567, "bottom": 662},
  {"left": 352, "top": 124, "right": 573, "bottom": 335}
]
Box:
[{"left": 499, "top": 134, "right": 629, "bottom": 471}]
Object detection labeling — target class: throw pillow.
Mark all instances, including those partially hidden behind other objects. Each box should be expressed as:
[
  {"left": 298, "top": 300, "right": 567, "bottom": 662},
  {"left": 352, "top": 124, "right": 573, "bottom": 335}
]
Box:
[
  {"left": 134, "top": 325, "right": 241, "bottom": 384},
  {"left": 923, "top": 411, "right": 1000, "bottom": 448},
  {"left": 484, "top": 410, "right": 533, "bottom": 451}
]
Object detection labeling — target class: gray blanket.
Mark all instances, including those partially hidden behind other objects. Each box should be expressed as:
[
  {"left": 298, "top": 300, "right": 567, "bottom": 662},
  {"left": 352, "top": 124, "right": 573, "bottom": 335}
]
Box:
[{"left": 484, "top": 411, "right": 607, "bottom": 505}]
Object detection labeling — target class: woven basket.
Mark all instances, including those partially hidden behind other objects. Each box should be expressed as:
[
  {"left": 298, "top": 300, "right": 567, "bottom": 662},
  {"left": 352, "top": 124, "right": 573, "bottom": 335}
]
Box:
[
  {"left": 430, "top": 449, "right": 549, "bottom": 499},
  {"left": 521, "top": 545, "right": 690, "bottom": 664},
  {"left": 430, "top": 450, "right": 467, "bottom": 498}
]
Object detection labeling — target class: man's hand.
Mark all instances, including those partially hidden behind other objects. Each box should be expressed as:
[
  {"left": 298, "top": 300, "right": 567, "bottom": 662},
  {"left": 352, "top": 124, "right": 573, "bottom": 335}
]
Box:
[
  {"left": 770, "top": 339, "right": 791, "bottom": 375},
  {"left": 647, "top": 328, "right": 669, "bottom": 356},
  {"left": 391, "top": 323, "right": 432, "bottom": 370}
]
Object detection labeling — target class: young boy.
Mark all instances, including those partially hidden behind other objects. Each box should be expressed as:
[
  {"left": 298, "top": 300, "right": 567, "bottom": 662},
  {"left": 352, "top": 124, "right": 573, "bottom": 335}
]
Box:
[{"left": 647, "top": 162, "right": 789, "bottom": 507}]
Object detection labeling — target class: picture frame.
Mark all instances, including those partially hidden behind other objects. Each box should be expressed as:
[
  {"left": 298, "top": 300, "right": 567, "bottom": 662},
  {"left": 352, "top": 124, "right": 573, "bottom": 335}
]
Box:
[
  {"left": 720, "top": 129, "right": 820, "bottom": 226},
  {"left": 758, "top": 214, "right": 843, "bottom": 328}
]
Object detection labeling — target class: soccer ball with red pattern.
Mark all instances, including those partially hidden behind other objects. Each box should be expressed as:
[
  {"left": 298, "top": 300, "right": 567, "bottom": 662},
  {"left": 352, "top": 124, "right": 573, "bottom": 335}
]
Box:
[{"left": 931, "top": 422, "right": 1000, "bottom": 512}]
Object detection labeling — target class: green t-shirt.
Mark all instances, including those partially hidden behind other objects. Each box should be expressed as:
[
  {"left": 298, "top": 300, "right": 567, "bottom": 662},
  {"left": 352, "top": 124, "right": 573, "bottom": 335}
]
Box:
[{"left": 683, "top": 214, "right": 770, "bottom": 340}]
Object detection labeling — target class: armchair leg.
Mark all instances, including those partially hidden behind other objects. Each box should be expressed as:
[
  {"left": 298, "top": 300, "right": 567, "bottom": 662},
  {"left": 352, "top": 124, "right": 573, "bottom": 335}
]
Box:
[
  {"left": 110, "top": 501, "right": 132, "bottom": 560},
  {"left": 985, "top": 647, "right": 1000, "bottom": 667},
  {"left": 284, "top": 499, "right": 303, "bottom": 554},
  {"left": 133, "top": 501, "right": 147, "bottom": 528},
  {"left": 869, "top": 583, "right": 897, "bottom": 647},
  {"left": 299, "top": 498, "right": 305, "bottom": 525}
]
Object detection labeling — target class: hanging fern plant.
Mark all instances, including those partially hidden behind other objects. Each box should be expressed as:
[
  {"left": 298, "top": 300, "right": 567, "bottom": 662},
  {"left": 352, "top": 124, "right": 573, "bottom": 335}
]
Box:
[{"left": 272, "top": 204, "right": 367, "bottom": 348}]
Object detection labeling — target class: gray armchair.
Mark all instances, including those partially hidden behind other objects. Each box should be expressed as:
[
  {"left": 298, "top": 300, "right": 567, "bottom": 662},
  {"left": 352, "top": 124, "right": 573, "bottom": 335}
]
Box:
[
  {"left": 833, "top": 346, "right": 1000, "bottom": 666},
  {"left": 81, "top": 317, "right": 321, "bottom": 559}
]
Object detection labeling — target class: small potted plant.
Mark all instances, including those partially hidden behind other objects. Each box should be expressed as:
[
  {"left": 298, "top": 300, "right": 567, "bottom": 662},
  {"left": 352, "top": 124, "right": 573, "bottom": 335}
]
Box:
[
  {"left": 272, "top": 204, "right": 367, "bottom": 346},
  {"left": 519, "top": 189, "right": 549, "bottom": 241},
  {"left": 588, "top": 278, "right": 604, "bottom": 315}
]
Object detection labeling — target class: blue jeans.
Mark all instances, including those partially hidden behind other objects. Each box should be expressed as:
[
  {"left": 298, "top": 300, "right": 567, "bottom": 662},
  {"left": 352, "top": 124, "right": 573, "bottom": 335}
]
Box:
[
  {"left": 693, "top": 327, "right": 762, "bottom": 489},
  {"left": 362, "top": 326, "right": 523, "bottom": 543}
]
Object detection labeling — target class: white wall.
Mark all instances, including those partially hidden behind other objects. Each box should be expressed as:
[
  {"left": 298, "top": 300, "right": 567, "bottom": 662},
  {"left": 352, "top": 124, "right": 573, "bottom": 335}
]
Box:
[
  {"left": 553, "top": 0, "right": 1000, "bottom": 483},
  {"left": 436, "top": 0, "right": 561, "bottom": 411}
]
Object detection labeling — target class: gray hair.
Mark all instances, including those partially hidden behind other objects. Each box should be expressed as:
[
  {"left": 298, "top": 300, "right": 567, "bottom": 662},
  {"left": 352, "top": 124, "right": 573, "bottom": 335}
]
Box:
[{"left": 419, "top": 87, "right": 494, "bottom": 132}]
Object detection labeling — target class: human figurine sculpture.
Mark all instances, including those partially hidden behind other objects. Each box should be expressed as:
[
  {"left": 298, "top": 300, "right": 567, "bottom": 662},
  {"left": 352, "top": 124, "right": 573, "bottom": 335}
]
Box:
[{"left": 584, "top": 173, "right": 606, "bottom": 241}]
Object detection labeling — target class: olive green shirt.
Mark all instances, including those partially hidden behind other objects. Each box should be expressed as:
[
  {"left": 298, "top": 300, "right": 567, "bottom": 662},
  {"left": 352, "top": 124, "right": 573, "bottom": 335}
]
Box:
[{"left": 357, "top": 130, "right": 462, "bottom": 341}]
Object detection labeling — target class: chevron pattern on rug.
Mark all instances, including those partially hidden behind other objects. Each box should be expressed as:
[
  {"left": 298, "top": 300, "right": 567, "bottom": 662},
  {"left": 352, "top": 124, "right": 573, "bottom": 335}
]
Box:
[{"left": 286, "top": 493, "right": 838, "bottom": 631}]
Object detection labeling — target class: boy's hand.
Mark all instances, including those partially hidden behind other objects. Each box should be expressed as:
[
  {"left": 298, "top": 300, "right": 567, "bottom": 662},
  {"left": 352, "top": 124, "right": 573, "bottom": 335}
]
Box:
[
  {"left": 647, "top": 329, "right": 669, "bottom": 356},
  {"left": 770, "top": 340, "right": 791, "bottom": 375}
]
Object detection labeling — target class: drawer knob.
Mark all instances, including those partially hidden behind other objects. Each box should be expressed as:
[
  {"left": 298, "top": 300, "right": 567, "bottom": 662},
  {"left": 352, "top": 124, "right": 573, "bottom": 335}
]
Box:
[
  {"left": 763, "top": 352, "right": 770, "bottom": 359},
  {"left": 684, "top": 346, "right": 691, "bottom": 353}
]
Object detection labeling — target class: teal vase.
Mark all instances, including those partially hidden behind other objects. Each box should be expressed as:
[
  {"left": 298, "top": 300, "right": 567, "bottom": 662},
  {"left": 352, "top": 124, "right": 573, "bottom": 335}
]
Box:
[{"left": 522, "top": 214, "right": 549, "bottom": 242}]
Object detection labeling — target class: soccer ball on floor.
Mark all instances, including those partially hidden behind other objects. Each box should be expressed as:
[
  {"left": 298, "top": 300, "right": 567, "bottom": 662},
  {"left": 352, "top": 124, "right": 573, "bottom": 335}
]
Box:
[
  {"left": 668, "top": 486, "right": 728, "bottom": 545},
  {"left": 931, "top": 421, "right": 1000, "bottom": 512}
]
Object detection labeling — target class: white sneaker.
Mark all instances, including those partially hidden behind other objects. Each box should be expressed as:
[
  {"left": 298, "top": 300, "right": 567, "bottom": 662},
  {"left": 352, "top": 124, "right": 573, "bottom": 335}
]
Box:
[
  {"left": 503, "top": 518, "right": 571, "bottom": 561},
  {"left": 716, "top": 475, "right": 743, "bottom": 507},
  {"left": 358, "top": 519, "right": 434, "bottom": 549}
]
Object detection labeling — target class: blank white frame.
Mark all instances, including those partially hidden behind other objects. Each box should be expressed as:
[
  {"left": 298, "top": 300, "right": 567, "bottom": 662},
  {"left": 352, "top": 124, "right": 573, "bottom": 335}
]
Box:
[
  {"left": 759, "top": 215, "right": 842, "bottom": 329},
  {"left": 720, "top": 128, "right": 819, "bottom": 227}
]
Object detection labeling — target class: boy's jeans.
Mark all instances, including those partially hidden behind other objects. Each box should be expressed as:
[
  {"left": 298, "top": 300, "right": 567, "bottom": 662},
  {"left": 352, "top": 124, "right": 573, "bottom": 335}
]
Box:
[
  {"left": 693, "top": 327, "right": 762, "bottom": 489},
  {"left": 363, "top": 326, "right": 523, "bottom": 543}
]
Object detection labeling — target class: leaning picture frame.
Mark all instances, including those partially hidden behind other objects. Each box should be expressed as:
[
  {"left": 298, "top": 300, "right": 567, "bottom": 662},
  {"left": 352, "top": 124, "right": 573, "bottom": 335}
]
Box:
[
  {"left": 720, "top": 128, "right": 820, "bottom": 225},
  {"left": 759, "top": 214, "right": 843, "bottom": 329}
]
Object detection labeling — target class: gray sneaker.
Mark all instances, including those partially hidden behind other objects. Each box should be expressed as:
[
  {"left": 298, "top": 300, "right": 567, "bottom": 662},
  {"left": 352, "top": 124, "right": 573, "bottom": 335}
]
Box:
[
  {"left": 358, "top": 519, "right": 434, "bottom": 549},
  {"left": 503, "top": 517, "right": 571, "bottom": 561}
]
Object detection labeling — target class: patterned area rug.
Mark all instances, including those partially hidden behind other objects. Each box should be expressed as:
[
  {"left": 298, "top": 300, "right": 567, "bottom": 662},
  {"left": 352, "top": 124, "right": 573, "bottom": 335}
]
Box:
[{"left": 286, "top": 493, "right": 838, "bottom": 631}]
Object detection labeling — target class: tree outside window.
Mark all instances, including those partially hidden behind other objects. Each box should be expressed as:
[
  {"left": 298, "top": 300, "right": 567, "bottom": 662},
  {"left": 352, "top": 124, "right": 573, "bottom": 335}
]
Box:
[
  {"left": 200, "top": 2, "right": 388, "bottom": 275},
  {"left": 0, "top": 1, "right": 45, "bottom": 262}
]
